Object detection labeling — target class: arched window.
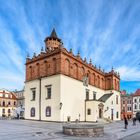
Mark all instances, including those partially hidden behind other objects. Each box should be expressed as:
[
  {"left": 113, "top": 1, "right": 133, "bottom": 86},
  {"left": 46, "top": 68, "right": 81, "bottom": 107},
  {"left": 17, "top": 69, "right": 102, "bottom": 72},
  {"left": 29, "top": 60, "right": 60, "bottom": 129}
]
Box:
[
  {"left": 46, "top": 106, "right": 51, "bottom": 117},
  {"left": 52, "top": 58, "right": 57, "bottom": 74},
  {"left": 81, "top": 67, "right": 85, "bottom": 78},
  {"left": 92, "top": 73, "right": 95, "bottom": 85},
  {"left": 114, "top": 79, "right": 117, "bottom": 90},
  {"left": 100, "top": 78, "right": 103, "bottom": 89},
  {"left": 98, "top": 76, "right": 100, "bottom": 87},
  {"left": 2, "top": 109, "right": 5, "bottom": 113},
  {"left": 87, "top": 70, "right": 90, "bottom": 84},
  {"left": 31, "top": 107, "right": 35, "bottom": 117},
  {"left": 2, "top": 101, "right": 5, "bottom": 106},
  {"left": 117, "top": 81, "right": 120, "bottom": 90},
  {"left": 73, "top": 63, "right": 78, "bottom": 79},
  {"left": 87, "top": 109, "right": 91, "bottom": 115},
  {"left": 8, "top": 109, "right": 10, "bottom": 113},
  {"left": 65, "top": 59, "right": 70, "bottom": 75},
  {"left": 36, "top": 63, "right": 40, "bottom": 77},
  {"left": 29, "top": 66, "right": 32, "bottom": 79},
  {"left": 8, "top": 101, "right": 11, "bottom": 105},
  {"left": 44, "top": 60, "right": 48, "bottom": 75},
  {"left": 14, "top": 101, "right": 16, "bottom": 106}
]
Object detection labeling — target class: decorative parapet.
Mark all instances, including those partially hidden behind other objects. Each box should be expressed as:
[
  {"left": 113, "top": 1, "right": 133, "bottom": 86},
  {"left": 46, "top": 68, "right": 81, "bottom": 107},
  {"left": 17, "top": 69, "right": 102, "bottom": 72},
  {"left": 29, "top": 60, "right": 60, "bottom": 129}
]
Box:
[{"left": 26, "top": 45, "right": 120, "bottom": 79}]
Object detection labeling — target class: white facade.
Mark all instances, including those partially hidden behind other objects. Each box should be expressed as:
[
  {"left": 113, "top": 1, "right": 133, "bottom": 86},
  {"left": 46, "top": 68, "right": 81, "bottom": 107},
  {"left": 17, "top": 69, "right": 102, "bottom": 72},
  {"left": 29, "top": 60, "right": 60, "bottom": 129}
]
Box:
[
  {"left": 133, "top": 96, "right": 140, "bottom": 115},
  {"left": 25, "top": 74, "right": 121, "bottom": 122}
]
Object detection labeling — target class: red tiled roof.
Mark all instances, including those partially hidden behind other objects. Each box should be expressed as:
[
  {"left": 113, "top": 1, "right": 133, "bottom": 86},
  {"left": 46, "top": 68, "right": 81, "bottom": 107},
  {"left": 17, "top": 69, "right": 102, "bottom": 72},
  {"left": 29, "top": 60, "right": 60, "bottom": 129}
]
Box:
[
  {"left": 121, "top": 90, "right": 126, "bottom": 95},
  {"left": 0, "top": 91, "right": 17, "bottom": 100},
  {"left": 133, "top": 89, "right": 140, "bottom": 96}
]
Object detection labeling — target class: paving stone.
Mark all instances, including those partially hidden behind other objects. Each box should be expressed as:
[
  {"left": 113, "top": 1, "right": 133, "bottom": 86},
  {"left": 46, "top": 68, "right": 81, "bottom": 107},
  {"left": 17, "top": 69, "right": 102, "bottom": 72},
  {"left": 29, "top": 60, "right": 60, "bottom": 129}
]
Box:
[{"left": 0, "top": 120, "right": 140, "bottom": 140}]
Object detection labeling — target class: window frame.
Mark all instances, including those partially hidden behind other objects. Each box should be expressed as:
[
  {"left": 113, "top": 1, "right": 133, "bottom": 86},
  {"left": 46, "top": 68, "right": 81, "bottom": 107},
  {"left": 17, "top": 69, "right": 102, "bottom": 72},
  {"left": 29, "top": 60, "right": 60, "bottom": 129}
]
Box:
[
  {"left": 8, "top": 109, "right": 10, "bottom": 113},
  {"left": 93, "top": 91, "right": 96, "bottom": 100},
  {"left": 86, "top": 89, "right": 89, "bottom": 100},
  {"left": 2, "top": 109, "right": 5, "bottom": 114},
  {"left": 45, "top": 85, "right": 52, "bottom": 99},
  {"left": 116, "top": 95, "right": 118, "bottom": 104},
  {"left": 46, "top": 106, "right": 51, "bottom": 117},
  {"left": 31, "top": 88, "right": 36, "bottom": 101},
  {"left": 3, "top": 101, "right": 5, "bottom": 106},
  {"left": 87, "top": 108, "right": 91, "bottom": 115},
  {"left": 135, "top": 104, "right": 137, "bottom": 109},
  {"left": 30, "top": 107, "right": 35, "bottom": 117}
]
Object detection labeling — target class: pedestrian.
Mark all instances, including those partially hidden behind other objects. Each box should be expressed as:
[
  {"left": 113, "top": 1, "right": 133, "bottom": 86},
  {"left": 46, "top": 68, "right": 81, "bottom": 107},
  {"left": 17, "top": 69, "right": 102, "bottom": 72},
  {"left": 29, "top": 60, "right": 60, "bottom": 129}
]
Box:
[
  {"left": 132, "top": 117, "right": 136, "bottom": 125},
  {"left": 124, "top": 117, "right": 128, "bottom": 129},
  {"left": 17, "top": 113, "right": 19, "bottom": 119},
  {"left": 138, "top": 117, "right": 140, "bottom": 123}
]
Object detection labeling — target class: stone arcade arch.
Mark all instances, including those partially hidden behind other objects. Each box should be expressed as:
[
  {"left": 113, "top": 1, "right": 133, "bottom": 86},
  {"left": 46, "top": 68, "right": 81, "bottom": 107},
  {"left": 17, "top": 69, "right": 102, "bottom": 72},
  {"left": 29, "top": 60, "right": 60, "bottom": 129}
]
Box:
[
  {"left": 73, "top": 63, "right": 78, "bottom": 79},
  {"left": 44, "top": 60, "right": 48, "bottom": 76},
  {"left": 36, "top": 63, "right": 40, "bottom": 77},
  {"left": 64, "top": 59, "right": 70, "bottom": 75},
  {"left": 52, "top": 58, "right": 57, "bottom": 74}
]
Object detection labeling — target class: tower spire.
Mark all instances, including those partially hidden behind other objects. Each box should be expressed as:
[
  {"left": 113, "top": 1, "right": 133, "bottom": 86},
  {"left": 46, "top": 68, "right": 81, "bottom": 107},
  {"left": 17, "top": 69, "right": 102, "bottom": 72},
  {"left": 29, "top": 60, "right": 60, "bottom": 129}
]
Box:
[
  {"left": 44, "top": 28, "right": 63, "bottom": 51},
  {"left": 50, "top": 28, "right": 58, "bottom": 38}
]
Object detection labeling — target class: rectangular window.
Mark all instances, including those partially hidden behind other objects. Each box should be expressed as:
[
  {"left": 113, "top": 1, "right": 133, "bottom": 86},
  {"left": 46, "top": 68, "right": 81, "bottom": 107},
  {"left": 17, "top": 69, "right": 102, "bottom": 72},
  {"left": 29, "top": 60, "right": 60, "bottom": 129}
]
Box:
[
  {"left": 135, "top": 104, "right": 137, "bottom": 109},
  {"left": 86, "top": 89, "right": 89, "bottom": 100},
  {"left": 46, "top": 85, "right": 52, "bottom": 99},
  {"left": 31, "top": 88, "right": 36, "bottom": 101},
  {"left": 135, "top": 99, "right": 137, "bottom": 103},
  {"left": 116, "top": 95, "right": 118, "bottom": 104},
  {"left": 93, "top": 91, "right": 96, "bottom": 100},
  {"left": 2, "top": 109, "right": 5, "bottom": 113},
  {"left": 87, "top": 109, "right": 91, "bottom": 115},
  {"left": 127, "top": 107, "right": 129, "bottom": 111},
  {"left": 123, "top": 100, "right": 125, "bottom": 104}
]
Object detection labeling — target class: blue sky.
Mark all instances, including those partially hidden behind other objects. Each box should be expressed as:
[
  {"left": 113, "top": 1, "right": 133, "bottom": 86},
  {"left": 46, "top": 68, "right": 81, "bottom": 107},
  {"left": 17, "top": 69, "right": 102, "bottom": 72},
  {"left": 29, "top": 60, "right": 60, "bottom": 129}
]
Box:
[{"left": 0, "top": 0, "right": 140, "bottom": 93}]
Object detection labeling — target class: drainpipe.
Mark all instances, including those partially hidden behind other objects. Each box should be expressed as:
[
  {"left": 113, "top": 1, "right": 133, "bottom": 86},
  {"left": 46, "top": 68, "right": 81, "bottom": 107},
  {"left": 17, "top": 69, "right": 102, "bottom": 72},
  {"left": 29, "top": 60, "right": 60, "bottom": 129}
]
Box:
[
  {"left": 85, "top": 100, "right": 86, "bottom": 122},
  {"left": 39, "top": 77, "right": 41, "bottom": 121}
]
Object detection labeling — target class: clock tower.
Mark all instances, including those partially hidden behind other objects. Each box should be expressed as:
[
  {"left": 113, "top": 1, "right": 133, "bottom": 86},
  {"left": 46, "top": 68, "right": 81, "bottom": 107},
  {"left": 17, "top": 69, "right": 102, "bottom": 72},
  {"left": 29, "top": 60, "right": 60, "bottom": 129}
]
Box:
[{"left": 44, "top": 28, "right": 63, "bottom": 51}]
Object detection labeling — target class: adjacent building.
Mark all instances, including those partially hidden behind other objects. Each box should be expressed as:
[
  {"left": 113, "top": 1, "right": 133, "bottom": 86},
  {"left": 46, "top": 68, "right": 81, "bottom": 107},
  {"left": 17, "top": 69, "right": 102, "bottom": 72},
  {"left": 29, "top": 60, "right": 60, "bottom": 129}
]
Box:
[
  {"left": 133, "top": 89, "right": 140, "bottom": 117},
  {"left": 0, "top": 89, "right": 17, "bottom": 117},
  {"left": 121, "top": 90, "right": 133, "bottom": 119},
  {"left": 13, "top": 89, "right": 25, "bottom": 118},
  {"left": 25, "top": 29, "right": 121, "bottom": 122}
]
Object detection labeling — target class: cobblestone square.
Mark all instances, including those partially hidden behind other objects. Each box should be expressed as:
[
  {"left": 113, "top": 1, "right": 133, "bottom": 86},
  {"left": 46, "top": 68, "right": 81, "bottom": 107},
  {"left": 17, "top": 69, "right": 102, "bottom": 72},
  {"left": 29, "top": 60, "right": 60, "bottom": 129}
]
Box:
[{"left": 0, "top": 120, "right": 140, "bottom": 140}]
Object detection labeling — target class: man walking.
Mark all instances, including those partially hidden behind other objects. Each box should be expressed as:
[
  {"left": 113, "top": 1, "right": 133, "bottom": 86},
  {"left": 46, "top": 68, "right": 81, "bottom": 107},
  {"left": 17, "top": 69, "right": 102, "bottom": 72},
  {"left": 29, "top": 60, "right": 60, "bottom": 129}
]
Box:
[{"left": 124, "top": 117, "right": 128, "bottom": 129}]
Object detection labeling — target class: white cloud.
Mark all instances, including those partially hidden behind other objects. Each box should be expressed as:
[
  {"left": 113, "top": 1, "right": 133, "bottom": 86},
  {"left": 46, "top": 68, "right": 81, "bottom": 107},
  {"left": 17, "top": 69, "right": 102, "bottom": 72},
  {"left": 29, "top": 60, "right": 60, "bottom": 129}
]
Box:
[
  {"left": 116, "top": 66, "right": 140, "bottom": 81},
  {"left": 2, "top": 1, "right": 42, "bottom": 53},
  {"left": 0, "top": 70, "right": 24, "bottom": 91},
  {"left": 0, "top": 18, "right": 24, "bottom": 73}
]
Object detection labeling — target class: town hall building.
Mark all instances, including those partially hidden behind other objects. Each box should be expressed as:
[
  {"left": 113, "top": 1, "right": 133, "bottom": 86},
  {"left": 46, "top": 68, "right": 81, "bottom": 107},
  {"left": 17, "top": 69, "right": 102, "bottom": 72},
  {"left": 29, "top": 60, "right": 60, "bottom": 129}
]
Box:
[{"left": 25, "top": 29, "right": 121, "bottom": 122}]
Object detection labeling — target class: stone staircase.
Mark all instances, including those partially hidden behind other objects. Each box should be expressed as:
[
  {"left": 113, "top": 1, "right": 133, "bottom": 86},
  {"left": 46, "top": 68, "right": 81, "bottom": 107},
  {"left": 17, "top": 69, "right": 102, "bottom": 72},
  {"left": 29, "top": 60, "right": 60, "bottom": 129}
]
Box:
[{"left": 97, "top": 118, "right": 113, "bottom": 124}]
